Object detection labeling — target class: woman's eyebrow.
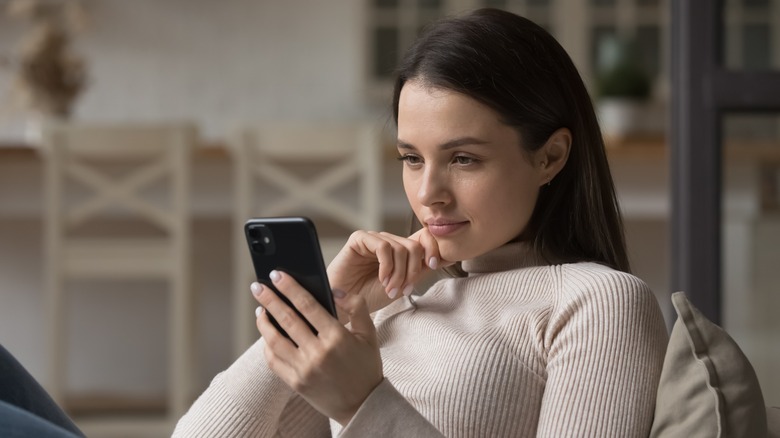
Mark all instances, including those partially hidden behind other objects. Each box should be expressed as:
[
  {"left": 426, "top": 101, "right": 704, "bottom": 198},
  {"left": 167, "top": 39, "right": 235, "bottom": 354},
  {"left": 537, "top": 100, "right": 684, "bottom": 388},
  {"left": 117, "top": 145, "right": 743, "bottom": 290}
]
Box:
[{"left": 397, "top": 137, "right": 489, "bottom": 150}]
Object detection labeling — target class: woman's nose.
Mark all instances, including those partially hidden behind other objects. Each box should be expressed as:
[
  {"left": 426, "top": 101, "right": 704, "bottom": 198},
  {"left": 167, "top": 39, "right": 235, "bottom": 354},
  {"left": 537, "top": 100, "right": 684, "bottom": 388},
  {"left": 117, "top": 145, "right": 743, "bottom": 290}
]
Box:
[{"left": 417, "top": 167, "right": 451, "bottom": 207}]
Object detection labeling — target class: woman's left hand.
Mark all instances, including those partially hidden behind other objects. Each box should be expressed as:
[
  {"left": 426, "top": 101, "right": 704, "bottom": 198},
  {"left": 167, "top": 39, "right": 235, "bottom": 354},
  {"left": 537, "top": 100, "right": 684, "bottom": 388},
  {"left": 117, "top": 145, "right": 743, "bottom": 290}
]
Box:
[{"left": 252, "top": 270, "right": 383, "bottom": 426}]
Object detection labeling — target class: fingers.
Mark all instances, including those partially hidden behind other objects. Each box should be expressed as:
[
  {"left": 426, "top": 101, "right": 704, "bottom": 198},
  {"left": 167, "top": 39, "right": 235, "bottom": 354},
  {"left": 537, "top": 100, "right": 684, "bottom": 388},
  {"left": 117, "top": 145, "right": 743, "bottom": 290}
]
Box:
[
  {"left": 364, "top": 231, "right": 430, "bottom": 298},
  {"left": 333, "top": 228, "right": 451, "bottom": 302},
  {"left": 406, "top": 227, "right": 439, "bottom": 270},
  {"left": 271, "top": 270, "right": 338, "bottom": 330},
  {"left": 256, "top": 304, "right": 299, "bottom": 363},
  {"left": 363, "top": 228, "right": 460, "bottom": 298},
  {"left": 332, "top": 290, "right": 377, "bottom": 347},
  {"left": 362, "top": 234, "right": 401, "bottom": 295},
  {"left": 377, "top": 232, "right": 426, "bottom": 297},
  {"left": 409, "top": 227, "right": 455, "bottom": 269},
  {"left": 252, "top": 274, "right": 323, "bottom": 345}
]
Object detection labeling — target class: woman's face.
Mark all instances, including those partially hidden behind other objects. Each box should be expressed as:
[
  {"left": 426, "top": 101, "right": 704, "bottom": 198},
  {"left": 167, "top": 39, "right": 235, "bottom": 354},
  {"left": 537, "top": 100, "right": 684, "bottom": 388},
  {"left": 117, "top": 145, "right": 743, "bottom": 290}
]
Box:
[{"left": 397, "top": 81, "right": 546, "bottom": 262}]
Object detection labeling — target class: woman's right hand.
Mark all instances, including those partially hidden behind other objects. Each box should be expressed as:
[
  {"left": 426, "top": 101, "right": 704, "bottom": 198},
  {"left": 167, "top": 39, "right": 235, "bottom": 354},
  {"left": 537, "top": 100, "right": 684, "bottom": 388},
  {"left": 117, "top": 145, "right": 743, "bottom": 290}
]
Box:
[{"left": 327, "top": 228, "right": 447, "bottom": 316}]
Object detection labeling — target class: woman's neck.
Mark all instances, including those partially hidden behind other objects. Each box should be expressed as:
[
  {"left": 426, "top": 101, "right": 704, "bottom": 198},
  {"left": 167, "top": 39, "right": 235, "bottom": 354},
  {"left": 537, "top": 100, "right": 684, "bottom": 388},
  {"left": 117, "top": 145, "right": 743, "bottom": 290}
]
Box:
[{"left": 461, "top": 241, "right": 548, "bottom": 274}]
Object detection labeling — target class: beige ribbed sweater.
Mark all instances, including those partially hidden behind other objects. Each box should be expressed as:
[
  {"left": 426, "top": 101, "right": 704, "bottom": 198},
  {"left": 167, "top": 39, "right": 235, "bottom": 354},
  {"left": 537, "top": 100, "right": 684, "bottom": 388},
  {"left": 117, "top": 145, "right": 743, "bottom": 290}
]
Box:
[{"left": 174, "top": 242, "right": 668, "bottom": 437}]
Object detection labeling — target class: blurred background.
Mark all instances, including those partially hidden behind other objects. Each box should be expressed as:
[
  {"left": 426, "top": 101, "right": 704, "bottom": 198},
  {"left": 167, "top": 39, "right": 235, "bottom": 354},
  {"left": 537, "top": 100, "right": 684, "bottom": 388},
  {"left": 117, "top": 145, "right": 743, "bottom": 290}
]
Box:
[{"left": 0, "top": 0, "right": 778, "bottom": 436}]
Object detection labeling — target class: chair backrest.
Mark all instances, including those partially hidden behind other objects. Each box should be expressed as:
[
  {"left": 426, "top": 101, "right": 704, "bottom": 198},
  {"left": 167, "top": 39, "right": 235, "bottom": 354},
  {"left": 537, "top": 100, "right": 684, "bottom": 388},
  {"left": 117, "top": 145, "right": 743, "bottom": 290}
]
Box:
[
  {"left": 40, "top": 122, "right": 196, "bottom": 242},
  {"left": 230, "top": 120, "right": 383, "bottom": 235}
]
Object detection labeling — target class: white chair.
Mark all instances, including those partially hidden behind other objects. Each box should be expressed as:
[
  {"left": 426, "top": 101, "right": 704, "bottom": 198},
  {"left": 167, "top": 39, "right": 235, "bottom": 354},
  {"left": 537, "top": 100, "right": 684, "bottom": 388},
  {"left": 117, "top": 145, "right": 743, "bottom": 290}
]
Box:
[
  {"left": 39, "top": 121, "right": 196, "bottom": 434},
  {"left": 229, "top": 120, "right": 383, "bottom": 355}
]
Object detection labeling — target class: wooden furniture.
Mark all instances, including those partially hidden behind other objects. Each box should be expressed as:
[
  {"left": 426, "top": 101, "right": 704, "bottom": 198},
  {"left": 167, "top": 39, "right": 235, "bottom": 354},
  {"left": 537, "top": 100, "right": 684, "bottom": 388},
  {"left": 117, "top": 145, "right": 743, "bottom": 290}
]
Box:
[
  {"left": 39, "top": 122, "right": 197, "bottom": 435},
  {"left": 228, "top": 121, "right": 383, "bottom": 356}
]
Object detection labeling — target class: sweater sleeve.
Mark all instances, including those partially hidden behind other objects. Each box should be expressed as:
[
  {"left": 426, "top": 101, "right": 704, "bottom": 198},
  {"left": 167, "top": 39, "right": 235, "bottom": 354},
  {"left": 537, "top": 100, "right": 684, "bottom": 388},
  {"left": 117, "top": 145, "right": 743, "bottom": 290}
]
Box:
[
  {"left": 338, "top": 379, "right": 445, "bottom": 437},
  {"left": 536, "top": 266, "right": 668, "bottom": 438},
  {"left": 173, "top": 339, "right": 330, "bottom": 438}
]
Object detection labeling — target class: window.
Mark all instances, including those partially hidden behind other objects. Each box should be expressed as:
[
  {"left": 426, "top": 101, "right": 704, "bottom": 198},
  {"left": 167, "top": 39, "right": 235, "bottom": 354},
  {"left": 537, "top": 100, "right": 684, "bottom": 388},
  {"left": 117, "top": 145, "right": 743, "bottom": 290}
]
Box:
[
  {"left": 723, "top": 0, "right": 780, "bottom": 139},
  {"left": 724, "top": 0, "right": 779, "bottom": 71},
  {"left": 368, "top": 0, "right": 445, "bottom": 94},
  {"left": 478, "top": 0, "right": 552, "bottom": 30},
  {"left": 366, "top": 0, "right": 666, "bottom": 101}
]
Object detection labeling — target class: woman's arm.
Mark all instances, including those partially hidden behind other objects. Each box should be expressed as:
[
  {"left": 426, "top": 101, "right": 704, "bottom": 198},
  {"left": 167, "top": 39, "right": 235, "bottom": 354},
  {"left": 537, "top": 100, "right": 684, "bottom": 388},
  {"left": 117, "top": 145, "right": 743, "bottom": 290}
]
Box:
[
  {"left": 338, "top": 379, "right": 445, "bottom": 437},
  {"left": 172, "top": 339, "right": 329, "bottom": 437},
  {"left": 537, "top": 266, "right": 668, "bottom": 437}
]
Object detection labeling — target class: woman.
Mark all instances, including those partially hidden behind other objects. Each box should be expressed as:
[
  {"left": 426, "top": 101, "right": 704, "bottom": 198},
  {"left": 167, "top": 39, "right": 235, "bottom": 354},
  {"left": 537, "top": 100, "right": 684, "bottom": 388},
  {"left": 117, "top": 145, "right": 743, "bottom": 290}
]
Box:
[{"left": 175, "top": 8, "right": 668, "bottom": 437}]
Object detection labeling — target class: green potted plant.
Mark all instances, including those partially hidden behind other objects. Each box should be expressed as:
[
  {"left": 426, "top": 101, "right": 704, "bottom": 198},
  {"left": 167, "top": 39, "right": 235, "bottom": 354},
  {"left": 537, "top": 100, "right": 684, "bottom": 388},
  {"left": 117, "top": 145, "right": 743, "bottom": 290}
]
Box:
[{"left": 595, "top": 35, "right": 653, "bottom": 139}]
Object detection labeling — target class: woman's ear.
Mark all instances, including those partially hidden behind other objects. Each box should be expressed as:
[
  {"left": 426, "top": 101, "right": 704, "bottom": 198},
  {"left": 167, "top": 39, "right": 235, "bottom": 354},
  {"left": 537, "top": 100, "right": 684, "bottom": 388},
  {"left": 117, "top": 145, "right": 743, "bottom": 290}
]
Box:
[{"left": 535, "top": 127, "right": 571, "bottom": 187}]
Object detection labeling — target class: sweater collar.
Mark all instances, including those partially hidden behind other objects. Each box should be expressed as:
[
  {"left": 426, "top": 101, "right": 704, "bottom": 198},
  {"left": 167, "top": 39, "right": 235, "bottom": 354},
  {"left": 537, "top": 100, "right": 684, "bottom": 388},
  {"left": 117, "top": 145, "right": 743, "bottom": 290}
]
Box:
[{"left": 461, "top": 241, "right": 548, "bottom": 274}]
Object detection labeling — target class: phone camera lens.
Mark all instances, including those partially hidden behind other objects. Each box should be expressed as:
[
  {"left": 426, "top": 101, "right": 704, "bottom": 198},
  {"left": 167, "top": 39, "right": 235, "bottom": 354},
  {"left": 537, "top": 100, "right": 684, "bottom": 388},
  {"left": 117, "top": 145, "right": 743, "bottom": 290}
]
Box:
[
  {"left": 251, "top": 241, "right": 265, "bottom": 254},
  {"left": 248, "top": 228, "right": 260, "bottom": 238}
]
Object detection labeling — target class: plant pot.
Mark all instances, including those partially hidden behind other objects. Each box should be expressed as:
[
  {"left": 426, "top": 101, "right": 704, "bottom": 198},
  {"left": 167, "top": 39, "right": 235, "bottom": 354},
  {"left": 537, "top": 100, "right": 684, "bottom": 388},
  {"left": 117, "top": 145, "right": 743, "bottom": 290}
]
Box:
[
  {"left": 597, "top": 98, "right": 648, "bottom": 139},
  {"left": 24, "top": 113, "right": 62, "bottom": 146}
]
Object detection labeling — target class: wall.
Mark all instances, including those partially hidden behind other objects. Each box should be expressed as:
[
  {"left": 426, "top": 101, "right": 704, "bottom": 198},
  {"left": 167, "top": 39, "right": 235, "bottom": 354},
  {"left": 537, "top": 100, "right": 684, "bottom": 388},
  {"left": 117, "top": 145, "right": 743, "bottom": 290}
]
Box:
[{"left": 0, "top": 0, "right": 375, "bottom": 142}]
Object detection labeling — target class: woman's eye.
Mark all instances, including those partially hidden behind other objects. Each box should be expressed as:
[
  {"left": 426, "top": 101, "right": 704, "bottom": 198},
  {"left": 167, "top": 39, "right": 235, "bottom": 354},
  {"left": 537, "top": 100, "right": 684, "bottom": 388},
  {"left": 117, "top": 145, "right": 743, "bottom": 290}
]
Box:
[
  {"left": 454, "top": 155, "right": 476, "bottom": 165},
  {"left": 397, "top": 154, "right": 422, "bottom": 165}
]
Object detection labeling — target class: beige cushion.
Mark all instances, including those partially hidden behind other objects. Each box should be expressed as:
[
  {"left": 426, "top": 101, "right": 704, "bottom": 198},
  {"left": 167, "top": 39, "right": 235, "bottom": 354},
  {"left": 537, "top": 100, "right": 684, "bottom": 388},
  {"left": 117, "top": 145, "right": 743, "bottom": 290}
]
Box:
[
  {"left": 768, "top": 407, "right": 780, "bottom": 438},
  {"left": 650, "top": 292, "right": 767, "bottom": 438}
]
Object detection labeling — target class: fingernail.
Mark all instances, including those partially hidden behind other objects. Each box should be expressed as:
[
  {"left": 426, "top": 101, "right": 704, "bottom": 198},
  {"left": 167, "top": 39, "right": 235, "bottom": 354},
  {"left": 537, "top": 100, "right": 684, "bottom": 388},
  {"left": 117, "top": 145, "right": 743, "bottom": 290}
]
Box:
[
  {"left": 428, "top": 257, "right": 438, "bottom": 270},
  {"left": 388, "top": 288, "right": 398, "bottom": 299},
  {"left": 402, "top": 284, "right": 414, "bottom": 296},
  {"left": 250, "top": 282, "right": 261, "bottom": 297},
  {"left": 269, "top": 270, "right": 281, "bottom": 283},
  {"left": 381, "top": 277, "right": 389, "bottom": 288},
  {"left": 332, "top": 288, "right": 346, "bottom": 298},
  {"left": 255, "top": 306, "right": 262, "bottom": 317}
]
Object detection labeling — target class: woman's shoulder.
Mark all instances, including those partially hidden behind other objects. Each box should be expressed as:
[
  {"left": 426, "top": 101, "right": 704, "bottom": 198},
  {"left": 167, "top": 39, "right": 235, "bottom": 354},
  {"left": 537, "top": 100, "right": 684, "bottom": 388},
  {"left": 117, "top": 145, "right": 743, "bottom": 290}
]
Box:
[
  {"left": 558, "top": 261, "right": 649, "bottom": 288},
  {"left": 544, "top": 262, "right": 667, "bottom": 342},
  {"left": 551, "top": 261, "right": 658, "bottom": 310}
]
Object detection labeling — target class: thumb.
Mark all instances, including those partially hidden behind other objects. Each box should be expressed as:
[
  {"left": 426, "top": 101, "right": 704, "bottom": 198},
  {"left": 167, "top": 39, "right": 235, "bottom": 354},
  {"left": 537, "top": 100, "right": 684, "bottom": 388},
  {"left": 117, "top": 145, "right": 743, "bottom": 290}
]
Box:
[{"left": 334, "top": 289, "right": 377, "bottom": 345}]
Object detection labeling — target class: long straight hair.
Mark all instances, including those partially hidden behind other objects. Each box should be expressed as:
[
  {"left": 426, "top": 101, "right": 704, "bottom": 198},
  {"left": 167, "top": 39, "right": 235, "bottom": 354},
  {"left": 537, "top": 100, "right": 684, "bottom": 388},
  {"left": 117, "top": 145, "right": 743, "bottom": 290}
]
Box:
[{"left": 393, "top": 8, "right": 631, "bottom": 273}]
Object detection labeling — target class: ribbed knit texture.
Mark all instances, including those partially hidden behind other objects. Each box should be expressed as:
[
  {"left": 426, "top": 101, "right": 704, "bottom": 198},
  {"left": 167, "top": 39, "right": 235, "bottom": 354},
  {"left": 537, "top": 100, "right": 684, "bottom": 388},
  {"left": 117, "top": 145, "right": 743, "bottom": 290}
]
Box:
[{"left": 174, "top": 242, "right": 668, "bottom": 437}]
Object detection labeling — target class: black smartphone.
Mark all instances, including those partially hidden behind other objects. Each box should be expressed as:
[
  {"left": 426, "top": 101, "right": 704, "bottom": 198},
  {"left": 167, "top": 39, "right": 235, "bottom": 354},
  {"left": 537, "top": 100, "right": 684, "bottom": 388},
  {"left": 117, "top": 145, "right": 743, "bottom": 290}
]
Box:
[{"left": 244, "top": 216, "right": 337, "bottom": 338}]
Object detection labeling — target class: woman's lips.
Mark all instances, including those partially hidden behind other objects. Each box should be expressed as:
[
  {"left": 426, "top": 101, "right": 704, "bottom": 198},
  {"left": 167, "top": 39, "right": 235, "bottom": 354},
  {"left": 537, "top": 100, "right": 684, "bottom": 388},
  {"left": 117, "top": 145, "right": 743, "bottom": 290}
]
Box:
[{"left": 426, "top": 221, "right": 468, "bottom": 237}]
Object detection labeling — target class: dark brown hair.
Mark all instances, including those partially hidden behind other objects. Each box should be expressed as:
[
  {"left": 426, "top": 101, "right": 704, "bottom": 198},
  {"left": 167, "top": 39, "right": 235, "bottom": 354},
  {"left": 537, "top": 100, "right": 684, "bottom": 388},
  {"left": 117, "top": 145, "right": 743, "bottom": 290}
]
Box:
[{"left": 393, "top": 8, "right": 630, "bottom": 273}]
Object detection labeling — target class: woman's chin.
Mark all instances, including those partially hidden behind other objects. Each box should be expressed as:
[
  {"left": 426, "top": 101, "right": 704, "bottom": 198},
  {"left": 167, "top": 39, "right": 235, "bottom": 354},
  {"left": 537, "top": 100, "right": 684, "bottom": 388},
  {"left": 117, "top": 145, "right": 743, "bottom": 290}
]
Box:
[
  {"left": 436, "top": 242, "right": 473, "bottom": 264},
  {"left": 436, "top": 238, "right": 508, "bottom": 263}
]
